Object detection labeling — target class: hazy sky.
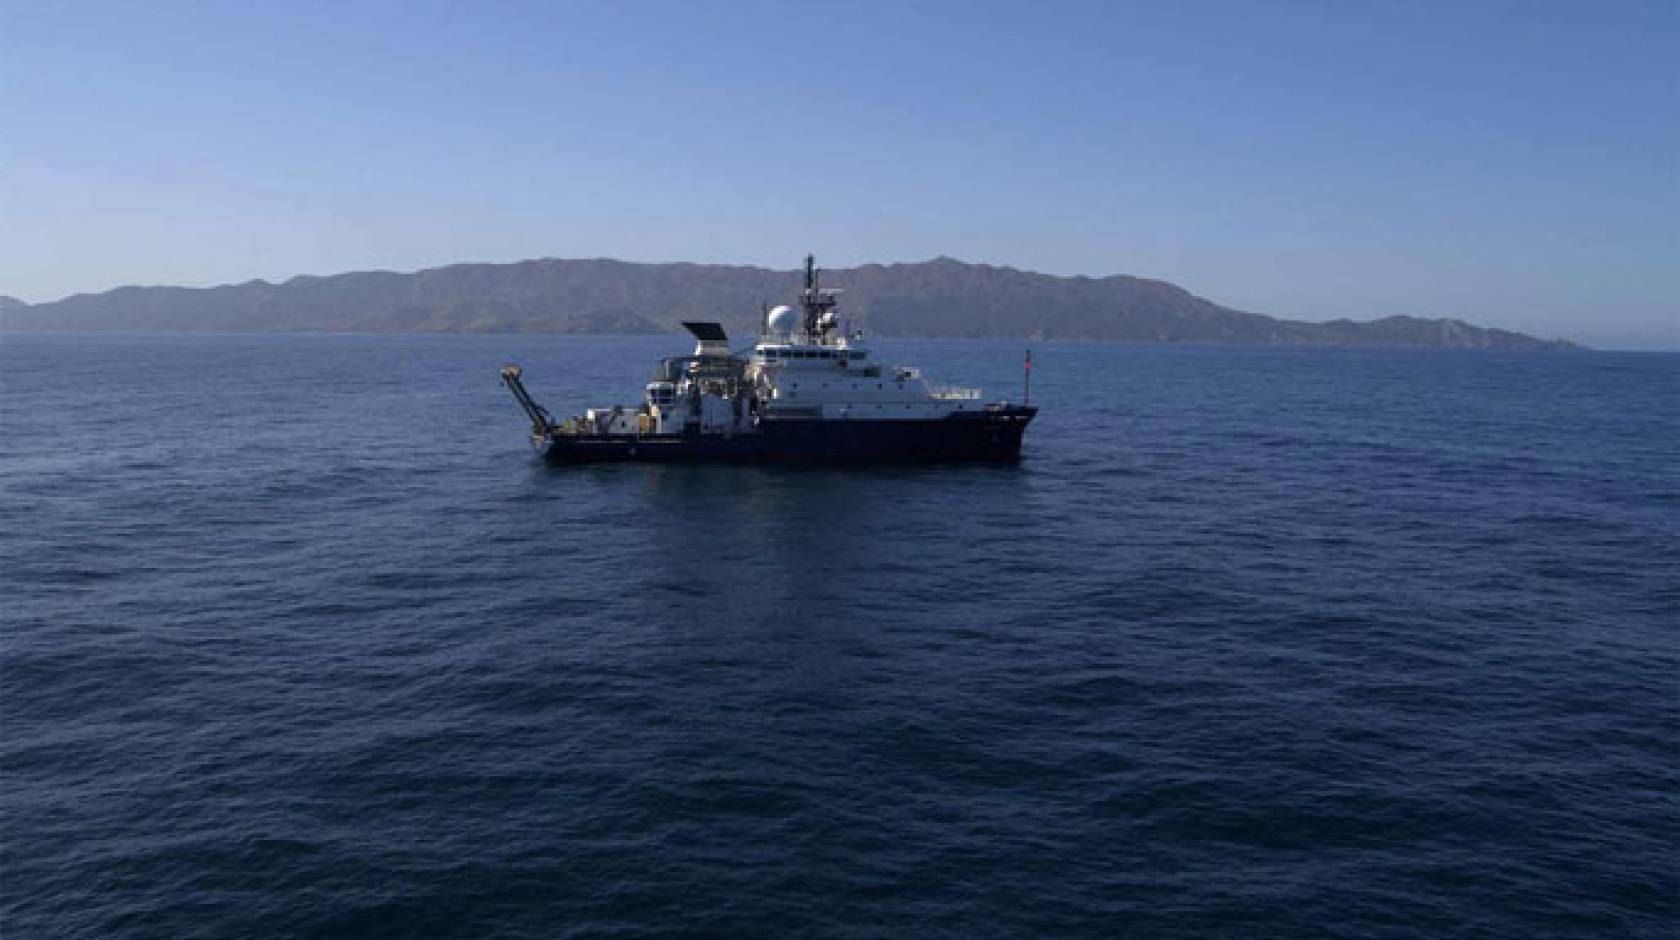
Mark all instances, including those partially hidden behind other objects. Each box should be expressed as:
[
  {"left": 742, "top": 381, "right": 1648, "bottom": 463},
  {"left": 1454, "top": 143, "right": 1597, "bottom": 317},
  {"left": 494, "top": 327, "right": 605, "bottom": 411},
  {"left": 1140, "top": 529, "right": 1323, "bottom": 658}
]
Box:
[{"left": 3, "top": 1, "right": 1676, "bottom": 347}]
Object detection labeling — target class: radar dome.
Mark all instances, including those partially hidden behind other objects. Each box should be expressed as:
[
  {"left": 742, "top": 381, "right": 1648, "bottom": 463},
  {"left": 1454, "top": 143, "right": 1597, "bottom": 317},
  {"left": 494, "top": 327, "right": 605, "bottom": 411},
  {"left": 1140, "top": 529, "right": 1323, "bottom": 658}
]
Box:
[{"left": 766, "top": 304, "right": 799, "bottom": 336}]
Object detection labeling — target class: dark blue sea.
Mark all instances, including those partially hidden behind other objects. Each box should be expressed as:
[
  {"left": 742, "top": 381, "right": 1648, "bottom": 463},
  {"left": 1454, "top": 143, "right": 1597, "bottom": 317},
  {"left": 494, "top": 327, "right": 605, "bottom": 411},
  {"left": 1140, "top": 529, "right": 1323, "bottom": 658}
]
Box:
[{"left": 2, "top": 333, "right": 1676, "bottom": 938}]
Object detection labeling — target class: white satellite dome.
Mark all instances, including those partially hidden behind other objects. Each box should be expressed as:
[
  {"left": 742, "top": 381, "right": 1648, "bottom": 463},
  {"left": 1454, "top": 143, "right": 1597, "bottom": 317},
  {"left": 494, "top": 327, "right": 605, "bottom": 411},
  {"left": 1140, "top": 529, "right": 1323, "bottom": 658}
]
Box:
[{"left": 766, "top": 304, "right": 799, "bottom": 336}]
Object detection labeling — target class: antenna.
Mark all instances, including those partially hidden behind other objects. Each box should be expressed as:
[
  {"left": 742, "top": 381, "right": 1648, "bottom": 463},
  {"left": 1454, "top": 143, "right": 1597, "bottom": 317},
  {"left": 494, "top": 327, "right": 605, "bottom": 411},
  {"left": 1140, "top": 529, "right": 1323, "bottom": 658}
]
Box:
[
  {"left": 804, "top": 254, "right": 816, "bottom": 338},
  {"left": 801, "top": 254, "right": 818, "bottom": 339}
]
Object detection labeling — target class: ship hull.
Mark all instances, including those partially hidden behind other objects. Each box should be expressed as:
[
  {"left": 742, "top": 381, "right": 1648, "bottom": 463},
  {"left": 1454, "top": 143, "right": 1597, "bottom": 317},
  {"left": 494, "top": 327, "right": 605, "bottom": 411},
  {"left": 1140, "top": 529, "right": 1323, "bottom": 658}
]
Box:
[{"left": 536, "top": 407, "right": 1037, "bottom": 464}]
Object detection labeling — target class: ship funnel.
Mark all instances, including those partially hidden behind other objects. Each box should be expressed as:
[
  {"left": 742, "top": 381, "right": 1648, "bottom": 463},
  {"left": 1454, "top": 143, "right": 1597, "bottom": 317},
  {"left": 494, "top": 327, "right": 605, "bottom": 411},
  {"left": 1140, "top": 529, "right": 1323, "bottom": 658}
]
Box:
[{"left": 682, "top": 320, "right": 730, "bottom": 356}]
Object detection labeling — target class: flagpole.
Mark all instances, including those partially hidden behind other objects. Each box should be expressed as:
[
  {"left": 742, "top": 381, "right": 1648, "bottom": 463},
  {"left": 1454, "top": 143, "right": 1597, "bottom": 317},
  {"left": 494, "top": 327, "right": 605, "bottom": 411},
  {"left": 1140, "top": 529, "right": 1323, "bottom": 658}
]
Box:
[{"left": 1023, "top": 348, "right": 1031, "bottom": 406}]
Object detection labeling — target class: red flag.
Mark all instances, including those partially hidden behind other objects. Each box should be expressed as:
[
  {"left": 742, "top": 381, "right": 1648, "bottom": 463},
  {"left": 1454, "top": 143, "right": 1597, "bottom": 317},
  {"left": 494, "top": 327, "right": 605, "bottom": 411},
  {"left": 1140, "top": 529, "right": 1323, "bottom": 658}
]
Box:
[{"left": 1025, "top": 349, "right": 1033, "bottom": 370}]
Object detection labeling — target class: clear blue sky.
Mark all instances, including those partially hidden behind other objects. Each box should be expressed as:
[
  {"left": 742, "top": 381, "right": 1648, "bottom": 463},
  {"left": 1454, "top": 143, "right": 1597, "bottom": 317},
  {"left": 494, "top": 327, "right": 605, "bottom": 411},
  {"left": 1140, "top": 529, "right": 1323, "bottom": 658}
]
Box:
[{"left": 3, "top": 1, "right": 1675, "bottom": 347}]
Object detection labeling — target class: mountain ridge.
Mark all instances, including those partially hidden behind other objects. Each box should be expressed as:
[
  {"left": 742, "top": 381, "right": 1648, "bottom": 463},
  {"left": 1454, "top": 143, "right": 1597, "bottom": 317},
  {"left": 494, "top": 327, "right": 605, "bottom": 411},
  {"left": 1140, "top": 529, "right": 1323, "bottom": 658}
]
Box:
[{"left": 0, "top": 257, "right": 1581, "bottom": 350}]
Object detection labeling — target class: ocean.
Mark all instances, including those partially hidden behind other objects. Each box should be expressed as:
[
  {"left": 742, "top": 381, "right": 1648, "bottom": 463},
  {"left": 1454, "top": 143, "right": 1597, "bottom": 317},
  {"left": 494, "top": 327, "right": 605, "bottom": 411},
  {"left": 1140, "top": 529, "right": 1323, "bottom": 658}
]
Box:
[{"left": 2, "top": 333, "right": 1676, "bottom": 938}]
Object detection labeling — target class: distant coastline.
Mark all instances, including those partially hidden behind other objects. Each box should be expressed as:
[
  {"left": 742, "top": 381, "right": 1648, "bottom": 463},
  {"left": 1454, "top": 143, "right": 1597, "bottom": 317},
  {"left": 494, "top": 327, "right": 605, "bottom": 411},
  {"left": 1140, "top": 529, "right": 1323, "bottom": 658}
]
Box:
[{"left": 0, "top": 258, "right": 1582, "bottom": 350}]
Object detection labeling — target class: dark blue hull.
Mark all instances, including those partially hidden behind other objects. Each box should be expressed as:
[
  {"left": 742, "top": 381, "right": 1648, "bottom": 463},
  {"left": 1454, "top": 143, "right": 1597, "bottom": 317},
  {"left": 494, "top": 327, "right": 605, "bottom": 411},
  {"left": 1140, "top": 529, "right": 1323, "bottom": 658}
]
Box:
[{"left": 537, "top": 407, "right": 1037, "bottom": 464}]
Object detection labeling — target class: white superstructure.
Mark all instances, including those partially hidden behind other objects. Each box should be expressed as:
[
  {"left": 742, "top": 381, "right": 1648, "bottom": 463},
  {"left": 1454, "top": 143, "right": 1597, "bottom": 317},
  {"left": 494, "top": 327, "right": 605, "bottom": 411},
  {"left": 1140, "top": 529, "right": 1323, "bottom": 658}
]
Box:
[{"left": 603, "top": 255, "right": 986, "bottom": 437}]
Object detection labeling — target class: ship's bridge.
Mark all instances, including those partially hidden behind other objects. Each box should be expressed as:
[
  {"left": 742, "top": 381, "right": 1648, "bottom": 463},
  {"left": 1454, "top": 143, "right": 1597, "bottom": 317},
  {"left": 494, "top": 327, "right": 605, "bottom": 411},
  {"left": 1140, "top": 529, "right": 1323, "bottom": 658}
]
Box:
[{"left": 754, "top": 344, "right": 869, "bottom": 364}]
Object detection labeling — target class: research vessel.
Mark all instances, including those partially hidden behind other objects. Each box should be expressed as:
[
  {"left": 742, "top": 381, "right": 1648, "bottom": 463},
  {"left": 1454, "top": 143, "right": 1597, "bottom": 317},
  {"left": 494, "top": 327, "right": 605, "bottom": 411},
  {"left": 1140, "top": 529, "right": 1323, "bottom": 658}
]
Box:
[{"left": 500, "top": 256, "right": 1037, "bottom": 463}]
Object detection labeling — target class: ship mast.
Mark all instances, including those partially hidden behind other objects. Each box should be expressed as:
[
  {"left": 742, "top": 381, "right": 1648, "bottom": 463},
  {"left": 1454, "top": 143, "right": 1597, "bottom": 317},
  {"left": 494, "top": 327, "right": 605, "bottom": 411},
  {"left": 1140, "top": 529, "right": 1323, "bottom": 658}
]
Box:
[{"left": 800, "top": 253, "right": 839, "bottom": 343}]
